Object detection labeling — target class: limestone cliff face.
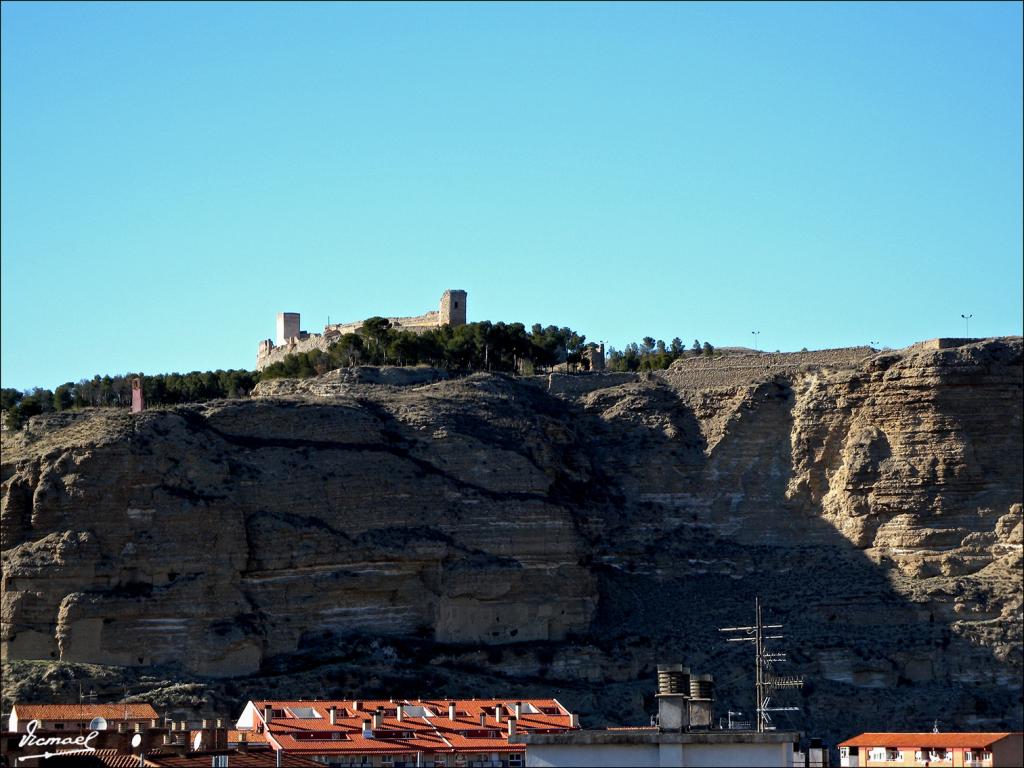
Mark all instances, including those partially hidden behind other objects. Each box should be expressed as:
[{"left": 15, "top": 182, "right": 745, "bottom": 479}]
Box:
[
  {"left": 2, "top": 339, "right": 1021, "bottom": 739},
  {"left": 2, "top": 376, "right": 597, "bottom": 676}
]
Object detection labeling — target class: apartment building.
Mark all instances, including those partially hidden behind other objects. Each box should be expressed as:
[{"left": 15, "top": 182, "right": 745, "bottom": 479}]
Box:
[
  {"left": 837, "top": 732, "right": 1023, "bottom": 767},
  {"left": 235, "top": 698, "right": 580, "bottom": 768}
]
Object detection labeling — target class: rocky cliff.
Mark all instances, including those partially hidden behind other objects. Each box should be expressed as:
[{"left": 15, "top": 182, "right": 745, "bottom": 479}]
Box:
[{"left": 2, "top": 338, "right": 1021, "bottom": 741}]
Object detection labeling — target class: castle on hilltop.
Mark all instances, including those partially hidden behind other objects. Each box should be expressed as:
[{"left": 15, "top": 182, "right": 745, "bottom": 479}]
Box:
[{"left": 256, "top": 289, "right": 467, "bottom": 370}]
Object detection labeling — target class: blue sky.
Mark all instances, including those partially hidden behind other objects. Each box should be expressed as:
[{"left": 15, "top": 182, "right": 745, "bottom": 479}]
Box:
[{"left": 2, "top": 1, "right": 1021, "bottom": 390}]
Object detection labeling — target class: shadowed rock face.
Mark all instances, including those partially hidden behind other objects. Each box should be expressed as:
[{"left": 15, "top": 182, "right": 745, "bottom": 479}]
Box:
[{"left": 2, "top": 339, "right": 1021, "bottom": 741}]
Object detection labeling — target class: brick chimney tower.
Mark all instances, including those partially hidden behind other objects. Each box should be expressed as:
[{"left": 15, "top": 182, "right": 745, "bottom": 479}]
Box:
[{"left": 131, "top": 377, "right": 145, "bottom": 413}]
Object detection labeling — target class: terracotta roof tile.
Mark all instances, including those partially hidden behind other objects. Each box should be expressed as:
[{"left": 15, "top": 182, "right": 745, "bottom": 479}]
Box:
[
  {"left": 838, "top": 732, "right": 1020, "bottom": 749},
  {"left": 249, "top": 698, "right": 578, "bottom": 757},
  {"left": 89, "top": 749, "right": 161, "bottom": 768}
]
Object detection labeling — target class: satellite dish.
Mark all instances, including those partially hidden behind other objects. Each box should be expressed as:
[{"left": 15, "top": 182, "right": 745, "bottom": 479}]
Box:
[
  {"left": 131, "top": 734, "right": 142, "bottom": 749},
  {"left": 193, "top": 731, "right": 203, "bottom": 751},
  {"left": 89, "top": 717, "right": 108, "bottom": 731}
]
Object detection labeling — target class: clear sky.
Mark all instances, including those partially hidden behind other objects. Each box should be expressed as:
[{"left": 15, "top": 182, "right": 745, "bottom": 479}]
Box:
[{"left": 2, "top": 1, "right": 1021, "bottom": 390}]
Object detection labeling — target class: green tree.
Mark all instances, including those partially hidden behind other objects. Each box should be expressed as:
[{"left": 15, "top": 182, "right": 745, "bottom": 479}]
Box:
[
  {"left": 53, "top": 383, "right": 74, "bottom": 411},
  {"left": 1, "top": 388, "right": 23, "bottom": 413},
  {"left": 360, "top": 317, "right": 393, "bottom": 363}
]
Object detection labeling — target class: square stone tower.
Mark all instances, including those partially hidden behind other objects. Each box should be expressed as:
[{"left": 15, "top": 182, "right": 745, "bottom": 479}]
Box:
[
  {"left": 276, "top": 312, "right": 300, "bottom": 345},
  {"left": 439, "top": 290, "right": 467, "bottom": 327}
]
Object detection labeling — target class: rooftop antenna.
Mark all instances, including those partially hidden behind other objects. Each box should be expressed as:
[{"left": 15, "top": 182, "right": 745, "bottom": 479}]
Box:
[
  {"left": 719, "top": 710, "right": 750, "bottom": 730},
  {"left": 720, "top": 596, "right": 803, "bottom": 732}
]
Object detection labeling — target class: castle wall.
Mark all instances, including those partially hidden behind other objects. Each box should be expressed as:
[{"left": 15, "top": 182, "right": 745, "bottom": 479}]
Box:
[
  {"left": 257, "top": 291, "right": 468, "bottom": 370},
  {"left": 256, "top": 333, "right": 333, "bottom": 371},
  {"left": 911, "top": 338, "right": 977, "bottom": 350},
  {"left": 546, "top": 372, "right": 639, "bottom": 397},
  {"left": 325, "top": 311, "right": 442, "bottom": 337},
  {"left": 276, "top": 313, "right": 300, "bottom": 346},
  {"left": 439, "top": 290, "right": 467, "bottom": 326},
  {"left": 660, "top": 346, "right": 875, "bottom": 390}
]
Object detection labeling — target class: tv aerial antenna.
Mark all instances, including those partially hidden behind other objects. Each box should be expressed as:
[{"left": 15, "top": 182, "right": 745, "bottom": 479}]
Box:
[{"left": 720, "top": 596, "right": 803, "bottom": 732}]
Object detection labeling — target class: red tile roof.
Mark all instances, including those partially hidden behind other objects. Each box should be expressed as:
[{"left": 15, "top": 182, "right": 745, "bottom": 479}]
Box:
[
  {"left": 89, "top": 750, "right": 161, "bottom": 768},
  {"left": 838, "top": 732, "right": 1020, "bottom": 749},
  {"left": 13, "top": 704, "right": 159, "bottom": 722},
  {"left": 248, "top": 698, "right": 578, "bottom": 756}
]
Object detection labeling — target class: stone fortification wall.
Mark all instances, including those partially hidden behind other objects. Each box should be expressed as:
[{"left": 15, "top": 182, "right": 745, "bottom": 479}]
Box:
[
  {"left": 546, "top": 372, "right": 639, "bottom": 398},
  {"left": 257, "top": 290, "right": 467, "bottom": 370},
  {"left": 527, "top": 349, "right": 876, "bottom": 400},
  {"left": 660, "top": 346, "right": 875, "bottom": 390},
  {"left": 325, "top": 310, "right": 441, "bottom": 337},
  {"left": 256, "top": 333, "right": 334, "bottom": 371},
  {"left": 911, "top": 337, "right": 983, "bottom": 351},
  {"left": 256, "top": 313, "right": 445, "bottom": 371},
  {"left": 439, "top": 289, "right": 467, "bottom": 326}
]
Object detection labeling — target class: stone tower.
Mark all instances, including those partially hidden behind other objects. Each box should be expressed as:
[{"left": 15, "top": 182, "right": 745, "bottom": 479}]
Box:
[
  {"left": 276, "top": 312, "right": 300, "bottom": 345},
  {"left": 438, "top": 290, "right": 467, "bottom": 327}
]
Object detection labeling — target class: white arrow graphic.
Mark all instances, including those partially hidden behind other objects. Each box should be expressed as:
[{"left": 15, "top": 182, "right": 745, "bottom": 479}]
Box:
[{"left": 19, "top": 749, "right": 97, "bottom": 762}]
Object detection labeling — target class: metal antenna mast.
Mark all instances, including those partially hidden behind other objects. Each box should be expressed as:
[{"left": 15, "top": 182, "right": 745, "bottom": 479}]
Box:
[{"left": 720, "top": 596, "right": 803, "bottom": 732}]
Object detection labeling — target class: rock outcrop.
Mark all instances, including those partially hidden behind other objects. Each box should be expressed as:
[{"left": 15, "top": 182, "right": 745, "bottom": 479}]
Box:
[{"left": 2, "top": 339, "right": 1021, "bottom": 741}]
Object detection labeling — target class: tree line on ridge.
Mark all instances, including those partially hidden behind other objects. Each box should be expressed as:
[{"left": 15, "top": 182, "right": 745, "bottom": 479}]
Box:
[{"left": 2, "top": 318, "right": 716, "bottom": 430}]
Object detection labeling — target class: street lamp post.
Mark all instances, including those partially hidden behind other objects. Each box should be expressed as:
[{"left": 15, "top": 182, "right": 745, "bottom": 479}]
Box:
[
  {"left": 752, "top": 330, "right": 760, "bottom": 352},
  {"left": 961, "top": 314, "right": 973, "bottom": 338}
]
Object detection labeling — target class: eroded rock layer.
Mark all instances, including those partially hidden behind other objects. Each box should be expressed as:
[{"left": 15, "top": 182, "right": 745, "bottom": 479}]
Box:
[{"left": 2, "top": 338, "right": 1021, "bottom": 740}]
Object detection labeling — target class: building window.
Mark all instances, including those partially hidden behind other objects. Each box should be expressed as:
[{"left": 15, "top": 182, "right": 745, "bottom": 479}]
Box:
[
  {"left": 212, "top": 756, "right": 229, "bottom": 768},
  {"left": 54, "top": 724, "right": 64, "bottom": 730}
]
